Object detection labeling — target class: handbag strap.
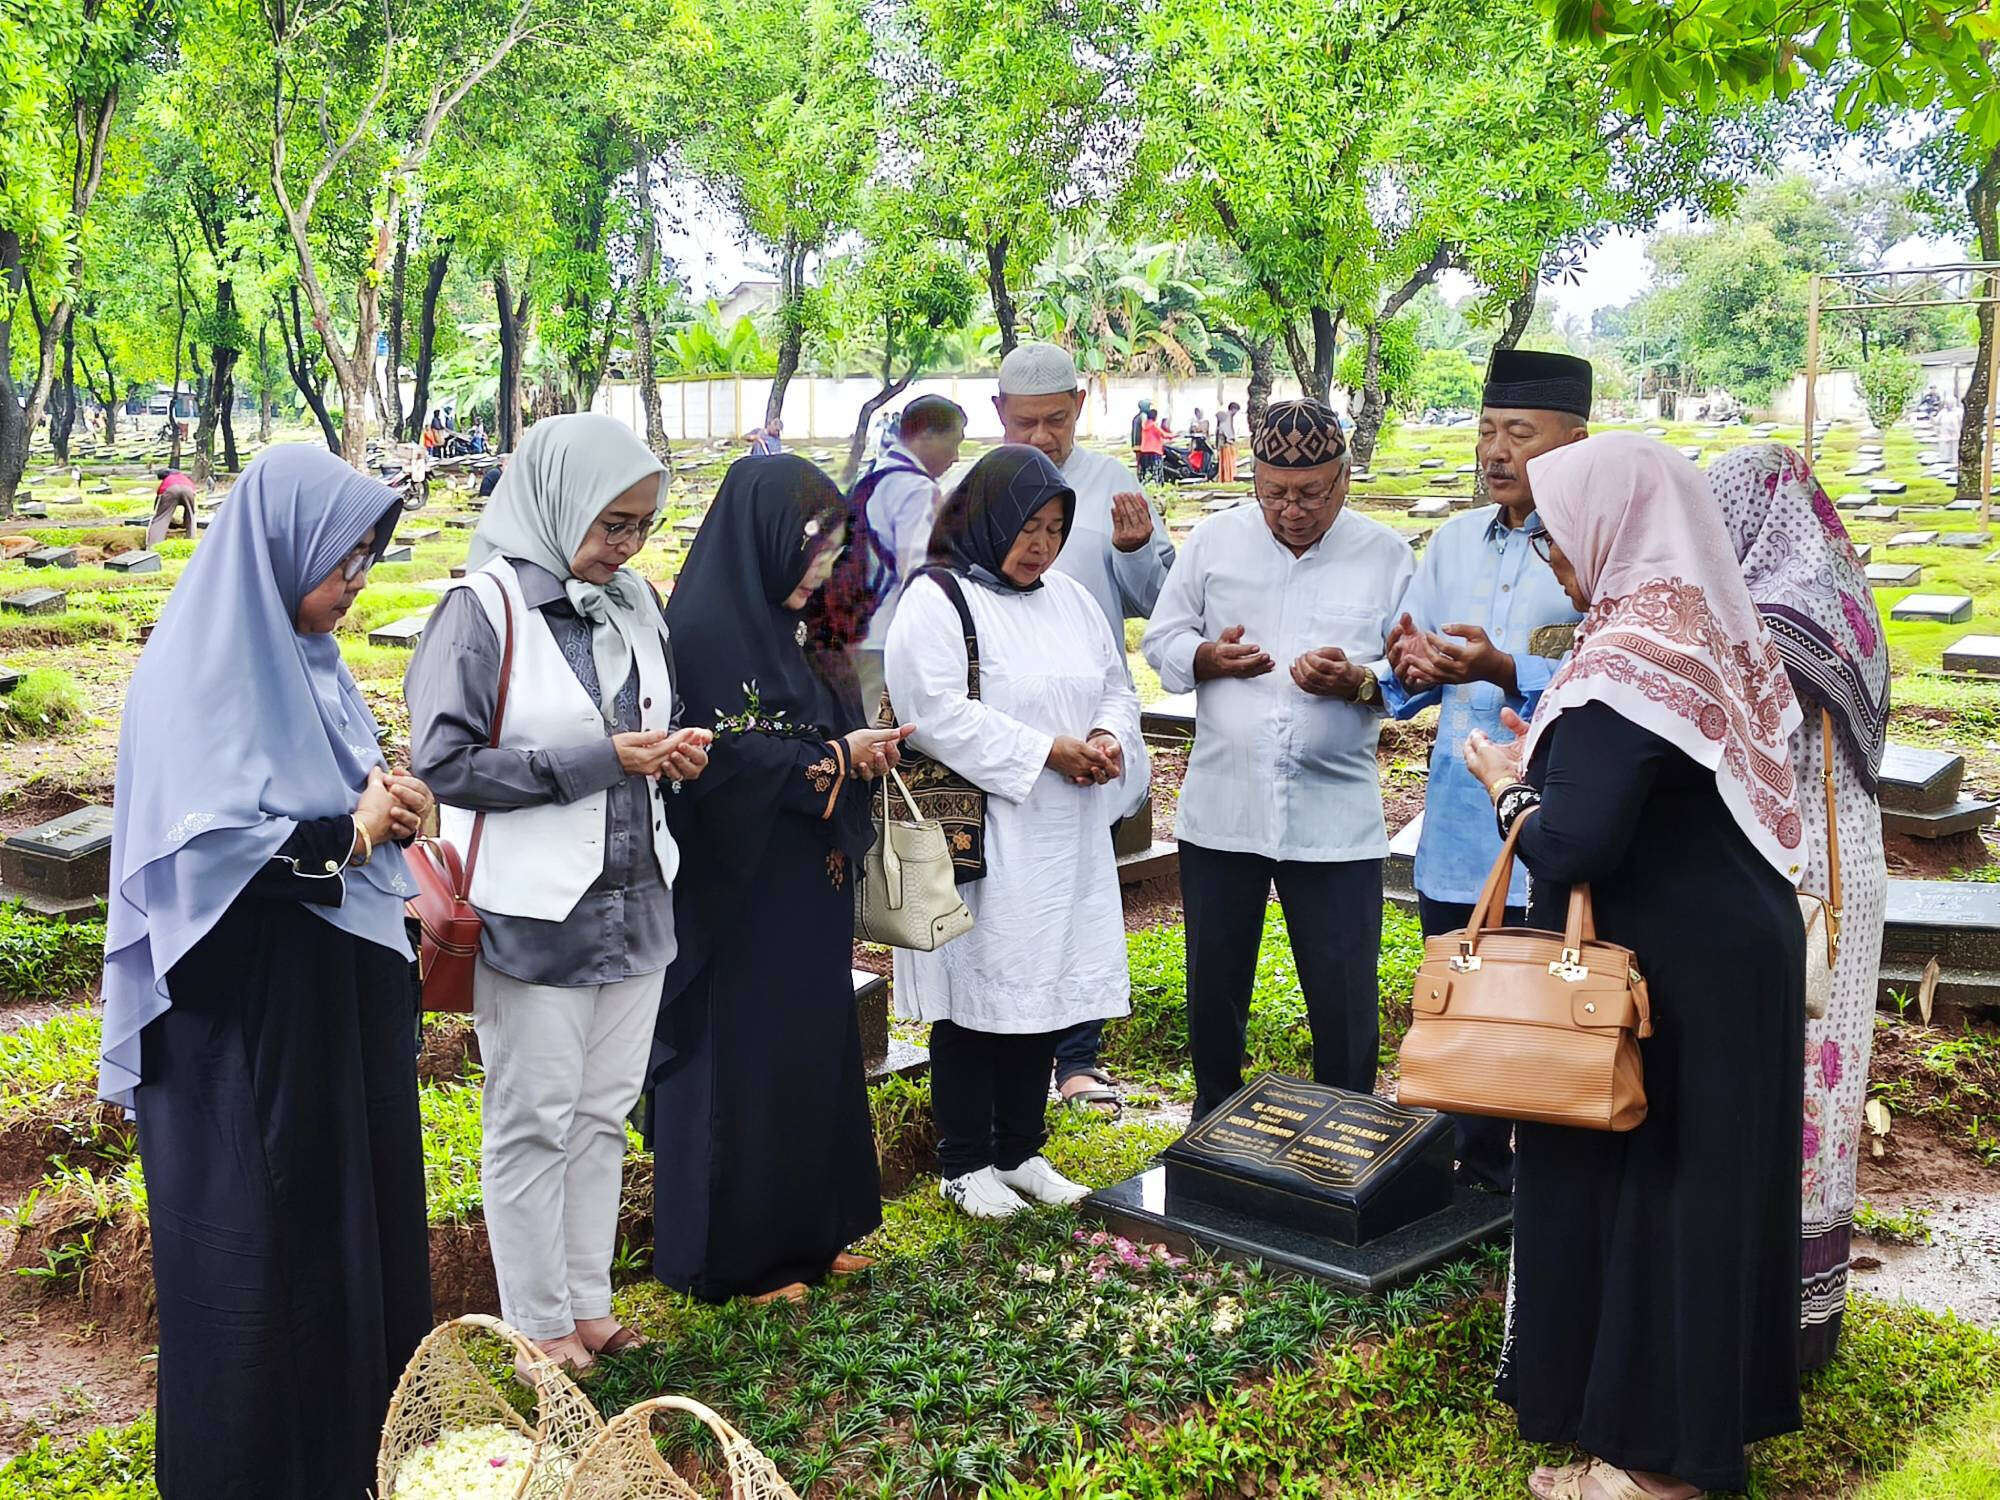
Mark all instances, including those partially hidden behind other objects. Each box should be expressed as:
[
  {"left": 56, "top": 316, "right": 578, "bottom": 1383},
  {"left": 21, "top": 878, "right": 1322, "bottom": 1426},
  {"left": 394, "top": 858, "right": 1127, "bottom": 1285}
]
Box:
[
  {"left": 1818, "top": 708, "right": 1842, "bottom": 914},
  {"left": 457, "top": 576, "right": 517, "bottom": 900},
  {"left": 1462, "top": 802, "right": 1599, "bottom": 951},
  {"left": 908, "top": 567, "right": 980, "bottom": 701}
]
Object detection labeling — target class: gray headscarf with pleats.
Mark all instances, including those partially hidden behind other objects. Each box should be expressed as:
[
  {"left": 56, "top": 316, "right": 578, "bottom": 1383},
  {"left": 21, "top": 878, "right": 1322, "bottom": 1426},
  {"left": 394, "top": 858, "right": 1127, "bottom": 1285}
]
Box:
[{"left": 466, "top": 413, "right": 670, "bottom": 714}]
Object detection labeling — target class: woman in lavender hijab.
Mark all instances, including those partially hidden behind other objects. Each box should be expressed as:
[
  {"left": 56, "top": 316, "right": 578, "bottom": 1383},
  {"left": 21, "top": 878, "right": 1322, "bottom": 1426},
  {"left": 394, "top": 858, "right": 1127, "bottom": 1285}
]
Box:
[
  {"left": 99, "top": 445, "right": 435, "bottom": 1499},
  {"left": 1709, "top": 442, "right": 1889, "bottom": 1371}
]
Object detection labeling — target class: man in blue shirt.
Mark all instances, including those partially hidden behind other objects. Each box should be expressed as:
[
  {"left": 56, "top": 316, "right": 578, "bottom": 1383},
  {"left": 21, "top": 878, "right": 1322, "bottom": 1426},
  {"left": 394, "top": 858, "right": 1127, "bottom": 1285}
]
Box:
[{"left": 1381, "top": 347, "right": 1591, "bottom": 1191}]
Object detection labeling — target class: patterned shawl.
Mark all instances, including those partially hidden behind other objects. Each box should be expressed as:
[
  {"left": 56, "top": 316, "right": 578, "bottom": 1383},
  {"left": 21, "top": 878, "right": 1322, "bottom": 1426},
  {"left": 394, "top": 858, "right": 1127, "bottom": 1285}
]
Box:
[
  {"left": 1708, "top": 443, "right": 1890, "bottom": 793},
  {"left": 1522, "top": 432, "right": 1805, "bottom": 879}
]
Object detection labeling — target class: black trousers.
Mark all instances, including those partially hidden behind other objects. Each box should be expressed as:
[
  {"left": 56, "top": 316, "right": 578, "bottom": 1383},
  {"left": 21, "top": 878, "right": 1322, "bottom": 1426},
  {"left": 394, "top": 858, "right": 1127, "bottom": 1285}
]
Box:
[
  {"left": 930, "top": 1021, "right": 1057, "bottom": 1178},
  {"left": 1051, "top": 1019, "right": 1103, "bottom": 1085},
  {"left": 1182, "top": 842, "right": 1382, "bottom": 1119},
  {"left": 1417, "top": 893, "right": 1523, "bottom": 1191}
]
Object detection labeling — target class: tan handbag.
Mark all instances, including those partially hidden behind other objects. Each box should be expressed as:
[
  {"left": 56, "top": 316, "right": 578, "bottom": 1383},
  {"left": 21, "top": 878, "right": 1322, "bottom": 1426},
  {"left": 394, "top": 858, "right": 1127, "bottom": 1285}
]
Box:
[
  {"left": 1798, "top": 709, "right": 1842, "bottom": 1022},
  {"left": 1397, "top": 820, "right": 1653, "bottom": 1132},
  {"left": 855, "top": 768, "right": 974, "bottom": 951}
]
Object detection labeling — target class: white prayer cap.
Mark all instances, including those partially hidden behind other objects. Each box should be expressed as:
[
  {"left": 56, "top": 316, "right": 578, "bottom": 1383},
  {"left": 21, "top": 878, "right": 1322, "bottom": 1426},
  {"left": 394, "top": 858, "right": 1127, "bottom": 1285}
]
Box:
[{"left": 998, "top": 342, "right": 1082, "bottom": 396}]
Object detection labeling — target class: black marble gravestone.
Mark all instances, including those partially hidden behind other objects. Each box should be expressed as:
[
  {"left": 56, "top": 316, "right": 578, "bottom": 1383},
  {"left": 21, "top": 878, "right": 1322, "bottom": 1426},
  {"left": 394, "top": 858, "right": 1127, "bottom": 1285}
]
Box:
[
  {"left": 1084, "top": 1074, "right": 1512, "bottom": 1292},
  {"left": 0, "top": 805, "right": 115, "bottom": 916}
]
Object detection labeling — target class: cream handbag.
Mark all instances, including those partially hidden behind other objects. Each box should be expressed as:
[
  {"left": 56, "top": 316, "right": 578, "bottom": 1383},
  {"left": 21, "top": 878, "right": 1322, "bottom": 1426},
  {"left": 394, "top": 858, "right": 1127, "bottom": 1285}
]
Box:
[
  {"left": 1798, "top": 709, "right": 1842, "bottom": 1022},
  {"left": 856, "top": 768, "right": 974, "bottom": 951}
]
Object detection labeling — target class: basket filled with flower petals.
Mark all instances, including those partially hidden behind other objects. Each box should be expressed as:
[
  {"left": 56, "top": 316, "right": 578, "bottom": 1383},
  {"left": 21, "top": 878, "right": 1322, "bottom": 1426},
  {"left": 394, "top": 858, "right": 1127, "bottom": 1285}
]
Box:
[
  {"left": 560, "top": 1395, "right": 800, "bottom": 1500},
  {"left": 378, "top": 1314, "right": 605, "bottom": 1500}
]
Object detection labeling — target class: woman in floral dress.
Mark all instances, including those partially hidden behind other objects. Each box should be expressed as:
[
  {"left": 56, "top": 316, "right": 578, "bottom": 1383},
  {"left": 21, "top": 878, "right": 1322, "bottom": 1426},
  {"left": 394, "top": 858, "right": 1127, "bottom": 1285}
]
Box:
[{"left": 1710, "top": 442, "right": 1890, "bottom": 1370}]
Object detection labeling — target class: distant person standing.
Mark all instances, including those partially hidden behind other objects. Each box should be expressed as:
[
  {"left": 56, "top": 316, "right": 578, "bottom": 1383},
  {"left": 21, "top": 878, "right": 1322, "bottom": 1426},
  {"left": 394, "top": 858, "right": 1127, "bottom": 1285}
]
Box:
[
  {"left": 1129, "top": 400, "right": 1151, "bottom": 473},
  {"left": 1189, "top": 408, "right": 1211, "bottom": 442},
  {"left": 148, "top": 468, "right": 199, "bottom": 547},
  {"left": 1217, "top": 402, "right": 1241, "bottom": 483},
  {"left": 1138, "top": 409, "right": 1171, "bottom": 482},
  {"left": 852, "top": 396, "right": 968, "bottom": 715}
]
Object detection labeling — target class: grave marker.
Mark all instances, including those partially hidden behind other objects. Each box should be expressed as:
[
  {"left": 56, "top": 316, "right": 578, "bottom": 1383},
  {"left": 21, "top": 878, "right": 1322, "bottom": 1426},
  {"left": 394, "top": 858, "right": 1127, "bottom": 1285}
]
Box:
[
  {"left": 1864, "top": 562, "right": 1921, "bottom": 587},
  {"left": 0, "top": 805, "right": 115, "bottom": 915},
  {"left": 1868, "top": 479, "right": 1908, "bottom": 494},
  {"left": 23, "top": 547, "right": 77, "bottom": 568},
  {"left": 1890, "top": 593, "right": 1974, "bottom": 624},
  {"left": 1, "top": 588, "right": 65, "bottom": 615},
  {"left": 0, "top": 666, "right": 18, "bottom": 694},
  {"left": 1887, "top": 531, "right": 1938, "bottom": 548},
  {"left": 379, "top": 544, "right": 413, "bottom": 565},
  {"left": 1939, "top": 532, "right": 1992, "bottom": 549},
  {"left": 398, "top": 527, "right": 441, "bottom": 544},
  {"left": 1408, "top": 499, "right": 1451, "bottom": 519},
  {"left": 1942, "top": 635, "right": 2000, "bottom": 676},
  {"left": 368, "top": 614, "right": 430, "bottom": 648},
  {"left": 1855, "top": 505, "right": 1901, "bottom": 521},
  {"left": 104, "top": 550, "right": 161, "bottom": 573}
]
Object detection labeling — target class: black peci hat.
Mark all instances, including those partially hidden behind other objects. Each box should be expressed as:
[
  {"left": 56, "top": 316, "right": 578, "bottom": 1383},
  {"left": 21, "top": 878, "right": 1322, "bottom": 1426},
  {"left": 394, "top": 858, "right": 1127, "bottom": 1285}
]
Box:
[{"left": 1482, "top": 349, "right": 1593, "bottom": 419}]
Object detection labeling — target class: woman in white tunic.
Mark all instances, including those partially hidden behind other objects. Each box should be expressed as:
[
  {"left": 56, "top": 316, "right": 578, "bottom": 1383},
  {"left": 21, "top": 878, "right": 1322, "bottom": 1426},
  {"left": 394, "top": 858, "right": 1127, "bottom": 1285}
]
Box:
[{"left": 885, "top": 446, "right": 1149, "bottom": 1219}]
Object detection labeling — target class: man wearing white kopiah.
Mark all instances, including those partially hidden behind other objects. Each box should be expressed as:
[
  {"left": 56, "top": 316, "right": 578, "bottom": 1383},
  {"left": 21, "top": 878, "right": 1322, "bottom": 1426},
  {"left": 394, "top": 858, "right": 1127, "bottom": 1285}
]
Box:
[
  {"left": 1143, "top": 399, "right": 1413, "bottom": 1120},
  {"left": 991, "top": 341, "right": 1176, "bottom": 1115}
]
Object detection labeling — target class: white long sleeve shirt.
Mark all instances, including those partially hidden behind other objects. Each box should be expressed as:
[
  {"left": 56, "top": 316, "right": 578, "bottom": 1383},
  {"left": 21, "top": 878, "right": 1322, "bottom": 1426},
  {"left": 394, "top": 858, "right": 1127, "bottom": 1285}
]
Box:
[
  {"left": 884, "top": 568, "right": 1148, "bottom": 1033},
  {"left": 1142, "top": 504, "right": 1415, "bottom": 863},
  {"left": 1052, "top": 446, "right": 1176, "bottom": 633}
]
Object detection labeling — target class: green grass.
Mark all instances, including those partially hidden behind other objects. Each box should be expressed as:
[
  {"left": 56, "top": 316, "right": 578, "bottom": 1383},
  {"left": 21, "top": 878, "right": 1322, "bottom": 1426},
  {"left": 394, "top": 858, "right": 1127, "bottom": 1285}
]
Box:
[
  {"left": 0, "top": 1006, "right": 104, "bottom": 1125},
  {"left": 0, "top": 666, "right": 87, "bottom": 740},
  {"left": 0, "top": 1412, "right": 155, "bottom": 1498},
  {"left": 1856, "top": 1385, "right": 2000, "bottom": 1499},
  {"left": 0, "top": 608, "right": 125, "bottom": 651},
  {"left": 0, "top": 907, "right": 107, "bottom": 1003}
]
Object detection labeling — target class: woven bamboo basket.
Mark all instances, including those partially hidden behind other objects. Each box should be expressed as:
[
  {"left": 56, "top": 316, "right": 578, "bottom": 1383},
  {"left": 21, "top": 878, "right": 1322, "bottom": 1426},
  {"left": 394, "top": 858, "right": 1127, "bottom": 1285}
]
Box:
[
  {"left": 560, "top": 1396, "right": 801, "bottom": 1500},
  {"left": 377, "top": 1313, "right": 606, "bottom": 1500}
]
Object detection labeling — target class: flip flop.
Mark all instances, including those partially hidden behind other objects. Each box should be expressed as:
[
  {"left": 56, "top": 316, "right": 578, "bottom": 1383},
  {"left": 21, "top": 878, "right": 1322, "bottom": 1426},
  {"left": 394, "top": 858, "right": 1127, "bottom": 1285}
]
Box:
[
  {"left": 1528, "top": 1460, "right": 1667, "bottom": 1500},
  {"left": 830, "top": 1252, "right": 874, "bottom": 1274},
  {"left": 743, "top": 1282, "right": 810, "bottom": 1307},
  {"left": 1058, "top": 1069, "right": 1122, "bottom": 1118}
]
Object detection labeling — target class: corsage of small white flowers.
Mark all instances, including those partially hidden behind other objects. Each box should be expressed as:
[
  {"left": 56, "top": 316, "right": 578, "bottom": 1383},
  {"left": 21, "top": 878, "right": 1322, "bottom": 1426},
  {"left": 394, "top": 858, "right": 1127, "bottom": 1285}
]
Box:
[{"left": 392, "top": 1423, "right": 544, "bottom": 1500}]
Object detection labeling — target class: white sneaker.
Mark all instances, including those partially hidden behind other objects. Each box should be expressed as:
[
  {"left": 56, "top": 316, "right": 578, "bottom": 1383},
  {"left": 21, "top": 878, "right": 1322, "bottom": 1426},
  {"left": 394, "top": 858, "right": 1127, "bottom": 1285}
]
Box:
[
  {"left": 941, "top": 1166, "right": 1029, "bottom": 1219},
  {"left": 994, "top": 1155, "right": 1090, "bottom": 1207}
]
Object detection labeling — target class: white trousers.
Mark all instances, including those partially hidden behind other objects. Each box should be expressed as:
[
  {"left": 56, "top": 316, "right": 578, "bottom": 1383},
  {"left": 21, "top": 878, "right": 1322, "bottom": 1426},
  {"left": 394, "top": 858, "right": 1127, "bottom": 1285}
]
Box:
[{"left": 473, "top": 960, "right": 664, "bottom": 1340}]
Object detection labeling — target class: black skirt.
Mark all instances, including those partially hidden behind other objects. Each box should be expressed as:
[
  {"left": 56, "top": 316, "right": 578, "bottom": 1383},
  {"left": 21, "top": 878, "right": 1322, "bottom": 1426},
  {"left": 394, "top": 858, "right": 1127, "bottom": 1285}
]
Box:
[
  {"left": 138, "top": 898, "right": 432, "bottom": 1500},
  {"left": 1498, "top": 703, "right": 1803, "bottom": 1493}
]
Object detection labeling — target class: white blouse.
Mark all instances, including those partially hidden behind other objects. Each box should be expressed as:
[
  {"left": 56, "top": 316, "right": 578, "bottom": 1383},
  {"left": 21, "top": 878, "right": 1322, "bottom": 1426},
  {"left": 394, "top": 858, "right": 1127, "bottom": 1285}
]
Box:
[{"left": 883, "top": 568, "right": 1148, "bottom": 1034}]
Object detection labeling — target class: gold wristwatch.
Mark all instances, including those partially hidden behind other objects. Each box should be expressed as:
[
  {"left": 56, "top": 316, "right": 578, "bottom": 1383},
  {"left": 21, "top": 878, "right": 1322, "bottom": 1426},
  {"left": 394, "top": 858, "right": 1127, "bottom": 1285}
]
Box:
[{"left": 1353, "top": 669, "right": 1380, "bottom": 705}]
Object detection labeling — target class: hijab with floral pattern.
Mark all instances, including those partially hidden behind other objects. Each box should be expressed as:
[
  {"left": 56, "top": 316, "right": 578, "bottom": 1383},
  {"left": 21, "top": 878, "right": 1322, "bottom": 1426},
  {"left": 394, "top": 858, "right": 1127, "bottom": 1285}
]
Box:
[{"left": 1708, "top": 443, "right": 1890, "bottom": 791}]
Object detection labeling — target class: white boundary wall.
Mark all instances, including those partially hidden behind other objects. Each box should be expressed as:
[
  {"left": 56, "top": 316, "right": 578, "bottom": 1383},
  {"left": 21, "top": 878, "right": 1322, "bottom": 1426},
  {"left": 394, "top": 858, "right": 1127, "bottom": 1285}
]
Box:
[{"left": 591, "top": 372, "right": 1315, "bottom": 444}]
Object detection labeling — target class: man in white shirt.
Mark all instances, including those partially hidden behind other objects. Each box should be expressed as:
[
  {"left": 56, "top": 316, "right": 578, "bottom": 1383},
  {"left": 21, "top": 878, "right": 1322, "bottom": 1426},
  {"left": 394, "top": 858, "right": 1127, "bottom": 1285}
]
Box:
[
  {"left": 855, "top": 396, "right": 967, "bottom": 716},
  {"left": 993, "top": 342, "right": 1176, "bottom": 1112},
  {"left": 1143, "top": 399, "right": 1414, "bottom": 1119}
]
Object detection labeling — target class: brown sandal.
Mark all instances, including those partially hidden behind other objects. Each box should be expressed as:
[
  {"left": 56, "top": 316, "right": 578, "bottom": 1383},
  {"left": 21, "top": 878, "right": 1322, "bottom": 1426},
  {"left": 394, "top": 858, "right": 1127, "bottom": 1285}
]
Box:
[
  {"left": 1529, "top": 1461, "right": 1669, "bottom": 1500},
  {"left": 592, "top": 1325, "right": 648, "bottom": 1357},
  {"left": 830, "top": 1252, "right": 874, "bottom": 1275},
  {"left": 743, "top": 1282, "right": 810, "bottom": 1306}
]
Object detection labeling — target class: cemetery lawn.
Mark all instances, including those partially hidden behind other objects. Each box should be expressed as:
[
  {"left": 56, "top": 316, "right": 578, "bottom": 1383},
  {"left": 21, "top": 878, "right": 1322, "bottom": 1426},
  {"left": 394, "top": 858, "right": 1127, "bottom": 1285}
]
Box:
[{"left": 5, "top": 423, "right": 2000, "bottom": 1492}]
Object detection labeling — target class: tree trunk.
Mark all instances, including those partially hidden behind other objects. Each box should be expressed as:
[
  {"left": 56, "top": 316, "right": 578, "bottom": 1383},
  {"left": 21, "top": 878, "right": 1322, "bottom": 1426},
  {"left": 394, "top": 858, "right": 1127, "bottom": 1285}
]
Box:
[
  {"left": 384, "top": 233, "right": 407, "bottom": 441},
  {"left": 52, "top": 320, "right": 76, "bottom": 464},
  {"left": 1958, "top": 146, "right": 2000, "bottom": 507},
  {"left": 844, "top": 354, "right": 913, "bottom": 485},
  {"left": 766, "top": 234, "right": 807, "bottom": 427},
  {"left": 630, "top": 135, "right": 670, "bottom": 459},
  {"left": 221, "top": 390, "right": 239, "bottom": 469},
  {"left": 168, "top": 302, "right": 189, "bottom": 471},
  {"left": 1352, "top": 324, "right": 1389, "bottom": 467},
  {"left": 281, "top": 284, "right": 341, "bottom": 453},
  {"left": 987, "top": 236, "right": 1018, "bottom": 358},
  {"left": 407, "top": 245, "right": 451, "bottom": 442},
  {"left": 1246, "top": 335, "right": 1275, "bottom": 431},
  {"left": 88, "top": 330, "right": 118, "bottom": 445},
  {"left": 257, "top": 319, "right": 274, "bottom": 443},
  {"left": 192, "top": 278, "right": 240, "bottom": 482},
  {"left": 496, "top": 266, "right": 530, "bottom": 452},
  {"left": 1494, "top": 272, "right": 1539, "bottom": 353}
]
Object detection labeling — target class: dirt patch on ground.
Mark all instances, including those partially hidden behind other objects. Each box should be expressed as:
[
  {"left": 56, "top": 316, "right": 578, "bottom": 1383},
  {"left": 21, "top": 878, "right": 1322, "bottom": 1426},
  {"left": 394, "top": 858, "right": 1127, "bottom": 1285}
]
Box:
[
  {"left": 0, "top": 788, "right": 87, "bottom": 837},
  {"left": 0, "top": 1266, "right": 155, "bottom": 1461},
  {"left": 417, "top": 1014, "right": 480, "bottom": 1085},
  {"left": 1859, "top": 1111, "right": 1996, "bottom": 1202},
  {"left": 1885, "top": 827, "right": 1995, "bottom": 880}
]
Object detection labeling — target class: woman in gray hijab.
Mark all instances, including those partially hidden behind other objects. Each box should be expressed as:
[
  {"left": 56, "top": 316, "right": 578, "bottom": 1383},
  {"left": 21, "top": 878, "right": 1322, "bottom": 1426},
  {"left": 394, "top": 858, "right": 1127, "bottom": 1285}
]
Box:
[
  {"left": 406, "top": 413, "right": 711, "bottom": 1378},
  {"left": 105, "top": 445, "right": 434, "bottom": 1499}
]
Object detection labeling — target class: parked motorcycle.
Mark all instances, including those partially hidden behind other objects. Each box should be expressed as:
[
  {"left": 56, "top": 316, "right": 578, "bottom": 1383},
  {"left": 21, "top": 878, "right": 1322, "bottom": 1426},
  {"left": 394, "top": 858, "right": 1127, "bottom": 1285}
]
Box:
[{"left": 1159, "top": 434, "right": 1214, "bottom": 483}]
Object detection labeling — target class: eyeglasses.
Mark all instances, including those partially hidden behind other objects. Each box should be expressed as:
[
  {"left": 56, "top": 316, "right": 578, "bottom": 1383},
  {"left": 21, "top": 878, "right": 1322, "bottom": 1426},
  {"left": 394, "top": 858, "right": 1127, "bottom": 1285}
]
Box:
[
  {"left": 1529, "top": 529, "right": 1556, "bottom": 564},
  {"left": 339, "top": 542, "right": 375, "bottom": 580},
  {"left": 597, "top": 513, "right": 664, "bottom": 544},
  {"left": 1254, "top": 482, "right": 1341, "bottom": 516}
]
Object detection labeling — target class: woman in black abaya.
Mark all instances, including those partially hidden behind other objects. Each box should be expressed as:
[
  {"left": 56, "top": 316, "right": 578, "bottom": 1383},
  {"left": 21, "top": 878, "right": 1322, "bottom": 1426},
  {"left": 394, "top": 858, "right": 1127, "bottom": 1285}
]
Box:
[{"left": 648, "top": 455, "right": 913, "bottom": 1303}]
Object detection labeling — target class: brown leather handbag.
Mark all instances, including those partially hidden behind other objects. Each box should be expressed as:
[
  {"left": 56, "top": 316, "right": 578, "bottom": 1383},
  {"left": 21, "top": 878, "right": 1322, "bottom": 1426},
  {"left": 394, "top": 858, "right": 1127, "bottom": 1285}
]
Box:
[
  {"left": 403, "top": 582, "right": 515, "bottom": 1013},
  {"left": 1396, "top": 820, "right": 1654, "bottom": 1132}
]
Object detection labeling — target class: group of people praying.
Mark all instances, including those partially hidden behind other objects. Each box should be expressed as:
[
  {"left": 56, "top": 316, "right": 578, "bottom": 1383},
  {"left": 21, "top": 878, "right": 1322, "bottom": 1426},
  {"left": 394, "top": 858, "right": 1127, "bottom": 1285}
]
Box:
[{"left": 98, "top": 336, "right": 1887, "bottom": 1500}]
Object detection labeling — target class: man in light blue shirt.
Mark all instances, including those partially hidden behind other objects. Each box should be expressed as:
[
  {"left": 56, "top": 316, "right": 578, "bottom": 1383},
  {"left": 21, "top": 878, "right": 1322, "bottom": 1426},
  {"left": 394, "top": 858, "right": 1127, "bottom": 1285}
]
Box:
[
  {"left": 1381, "top": 347, "right": 1591, "bottom": 1190},
  {"left": 854, "top": 397, "right": 966, "bottom": 715}
]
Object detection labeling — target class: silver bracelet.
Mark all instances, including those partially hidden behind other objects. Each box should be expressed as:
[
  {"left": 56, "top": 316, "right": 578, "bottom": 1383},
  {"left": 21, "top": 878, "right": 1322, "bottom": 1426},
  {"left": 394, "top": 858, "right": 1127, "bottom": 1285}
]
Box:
[{"left": 1494, "top": 783, "right": 1541, "bottom": 838}]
